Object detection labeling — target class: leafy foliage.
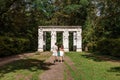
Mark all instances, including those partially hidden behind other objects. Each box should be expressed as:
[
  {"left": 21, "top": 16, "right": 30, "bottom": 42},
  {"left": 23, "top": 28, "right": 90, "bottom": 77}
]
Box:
[
  {"left": 83, "top": 0, "right": 120, "bottom": 56},
  {"left": 0, "top": 0, "right": 119, "bottom": 57},
  {"left": 96, "top": 38, "right": 120, "bottom": 56},
  {"left": 0, "top": 36, "right": 30, "bottom": 57}
]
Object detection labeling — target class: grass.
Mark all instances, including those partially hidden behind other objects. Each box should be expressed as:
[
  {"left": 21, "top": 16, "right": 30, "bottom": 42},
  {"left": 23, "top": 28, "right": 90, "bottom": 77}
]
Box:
[
  {"left": 65, "top": 52, "right": 120, "bottom": 80},
  {"left": 64, "top": 69, "right": 67, "bottom": 80},
  {"left": 0, "top": 52, "right": 51, "bottom": 80}
]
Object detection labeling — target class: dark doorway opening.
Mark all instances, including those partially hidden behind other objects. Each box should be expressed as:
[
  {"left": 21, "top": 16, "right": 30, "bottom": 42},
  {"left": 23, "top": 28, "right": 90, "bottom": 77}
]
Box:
[
  {"left": 45, "top": 32, "right": 51, "bottom": 51},
  {"left": 69, "top": 32, "right": 73, "bottom": 51},
  {"left": 57, "top": 32, "right": 63, "bottom": 47}
]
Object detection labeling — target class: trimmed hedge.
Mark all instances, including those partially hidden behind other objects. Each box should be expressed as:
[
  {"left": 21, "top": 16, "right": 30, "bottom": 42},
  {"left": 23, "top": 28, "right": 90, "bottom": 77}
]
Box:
[
  {"left": 0, "top": 36, "right": 30, "bottom": 57},
  {"left": 96, "top": 38, "right": 120, "bottom": 57}
]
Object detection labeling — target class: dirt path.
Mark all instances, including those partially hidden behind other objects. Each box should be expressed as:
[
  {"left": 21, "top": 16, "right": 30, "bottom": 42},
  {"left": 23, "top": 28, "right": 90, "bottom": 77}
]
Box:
[
  {"left": 39, "top": 56, "right": 65, "bottom": 80},
  {"left": 0, "top": 52, "right": 74, "bottom": 80},
  {"left": 39, "top": 56, "right": 74, "bottom": 80}
]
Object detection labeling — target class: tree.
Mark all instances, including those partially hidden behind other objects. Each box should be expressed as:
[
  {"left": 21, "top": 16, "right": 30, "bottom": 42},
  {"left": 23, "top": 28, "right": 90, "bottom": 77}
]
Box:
[{"left": 83, "top": 0, "right": 120, "bottom": 56}]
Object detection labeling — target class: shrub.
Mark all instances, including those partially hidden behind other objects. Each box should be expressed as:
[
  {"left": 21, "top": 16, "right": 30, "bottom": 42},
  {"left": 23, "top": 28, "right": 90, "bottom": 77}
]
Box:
[
  {"left": 0, "top": 36, "right": 30, "bottom": 57},
  {"left": 96, "top": 38, "right": 120, "bottom": 57},
  {"left": 110, "top": 39, "right": 120, "bottom": 57}
]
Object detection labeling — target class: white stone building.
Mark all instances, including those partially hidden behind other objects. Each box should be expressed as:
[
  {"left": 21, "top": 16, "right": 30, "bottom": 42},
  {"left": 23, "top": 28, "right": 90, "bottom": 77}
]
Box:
[{"left": 38, "top": 26, "right": 82, "bottom": 52}]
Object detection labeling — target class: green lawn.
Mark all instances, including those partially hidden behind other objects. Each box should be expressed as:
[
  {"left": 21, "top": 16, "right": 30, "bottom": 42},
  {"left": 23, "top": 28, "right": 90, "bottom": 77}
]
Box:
[
  {"left": 65, "top": 52, "right": 120, "bottom": 80},
  {"left": 0, "top": 52, "right": 51, "bottom": 80}
]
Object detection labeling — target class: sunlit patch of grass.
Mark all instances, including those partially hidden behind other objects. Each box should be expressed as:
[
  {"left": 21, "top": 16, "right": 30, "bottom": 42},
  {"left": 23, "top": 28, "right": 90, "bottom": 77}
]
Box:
[
  {"left": 0, "top": 52, "right": 51, "bottom": 80},
  {"left": 65, "top": 52, "right": 120, "bottom": 80}
]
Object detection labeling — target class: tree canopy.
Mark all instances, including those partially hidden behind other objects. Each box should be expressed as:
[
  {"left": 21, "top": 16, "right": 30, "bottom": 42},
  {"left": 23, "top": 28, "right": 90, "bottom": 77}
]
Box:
[{"left": 0, "top": 0, "right": 120, "bottom": 57}]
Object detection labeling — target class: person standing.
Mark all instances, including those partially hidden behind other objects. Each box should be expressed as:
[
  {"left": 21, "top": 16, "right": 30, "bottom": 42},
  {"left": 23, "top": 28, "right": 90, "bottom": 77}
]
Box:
[
  {"left": 52, "top": 43, "right": 58, "bottom": 63},
  {"left": 59, "top": 45, "right": 64, "bottom": 63}
]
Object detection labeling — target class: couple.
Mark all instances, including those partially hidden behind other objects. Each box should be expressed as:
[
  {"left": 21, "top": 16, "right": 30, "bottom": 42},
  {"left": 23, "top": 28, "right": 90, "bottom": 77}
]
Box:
[{"left": 52, "top": 43, "right": 64, "bottom": 63}]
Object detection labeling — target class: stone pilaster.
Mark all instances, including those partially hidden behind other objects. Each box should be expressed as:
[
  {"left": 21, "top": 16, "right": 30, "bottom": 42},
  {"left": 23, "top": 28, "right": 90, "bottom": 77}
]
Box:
[
  {"left": 51, "top": 30, "right": 56, "bottom": 51},
  {"left": 76, "top": 29, "right": 82, "bottom": 52},
  {"left": 63, "top": 30, "right": 69, "bottom": 52},
  {"left": 38, "top": 28, "right": 43, "bottom": 52}
]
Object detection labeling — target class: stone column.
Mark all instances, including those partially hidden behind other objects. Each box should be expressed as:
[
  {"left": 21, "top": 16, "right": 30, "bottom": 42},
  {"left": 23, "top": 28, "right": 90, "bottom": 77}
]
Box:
[
  {"left": 63, "top": 30, "right": 69, "bottom": 52},
  {"left": 38, "top": 28, "right": 43, "bottom": 52},
  {"left": 76, "top": 29, "right": 82, "bottom": 52},
  {"left": 73, "top": 32, "right": 77, "bottom": 51},
  {"left": 51, "top": 30, "right": 56, "bottom": 51}
]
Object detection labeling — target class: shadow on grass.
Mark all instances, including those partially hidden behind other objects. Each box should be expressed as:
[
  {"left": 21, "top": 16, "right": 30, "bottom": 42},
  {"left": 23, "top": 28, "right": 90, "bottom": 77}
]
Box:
[
  {"left": 81, "top": 54, "right": 103, "bottom": 62},
  {"left": 81, "top": 53, "right": 120, "bottom": 62},
  {"left": 108, "top": 66, "right": 120, "bottom": 76},
  {"left": 0, "top": 59, "right": 54, "bottom": 78}
]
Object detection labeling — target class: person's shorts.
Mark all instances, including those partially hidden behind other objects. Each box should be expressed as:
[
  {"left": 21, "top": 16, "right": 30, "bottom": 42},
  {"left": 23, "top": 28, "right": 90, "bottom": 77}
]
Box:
[
  {"left": 60, "top": 51, "right": 64, "bottom": 56},
  {"left": 52, "top": 52, "right": 57, "bottom": 56}
]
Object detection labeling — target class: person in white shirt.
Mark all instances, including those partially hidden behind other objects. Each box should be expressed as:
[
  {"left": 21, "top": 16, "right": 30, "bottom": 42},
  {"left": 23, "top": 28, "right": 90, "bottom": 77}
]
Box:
[{"left": 52, "top": 43, "right": 58, "bottom": 63}]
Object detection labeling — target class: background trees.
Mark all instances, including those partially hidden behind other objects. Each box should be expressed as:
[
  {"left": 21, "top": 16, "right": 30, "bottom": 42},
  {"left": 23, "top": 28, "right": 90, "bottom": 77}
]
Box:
[
  {"left": 83, "top": 0, "right": 120, "bottom": 56},
  {"left": 0, "top": 0, "right": 119, "bottom": 57}
]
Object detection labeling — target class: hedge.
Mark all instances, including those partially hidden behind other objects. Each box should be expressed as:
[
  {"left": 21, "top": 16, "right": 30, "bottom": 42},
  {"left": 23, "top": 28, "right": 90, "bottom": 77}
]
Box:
[
  {"left": 96, "top": 38, "right": 120, "bottom": 57},
  {"left": 0, "top": 36, "right": 30, "bottom": 57}
]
